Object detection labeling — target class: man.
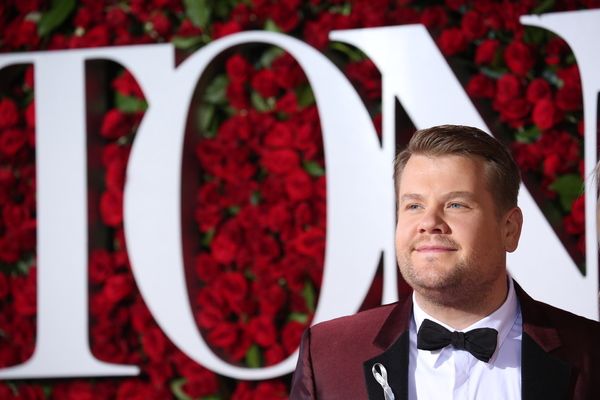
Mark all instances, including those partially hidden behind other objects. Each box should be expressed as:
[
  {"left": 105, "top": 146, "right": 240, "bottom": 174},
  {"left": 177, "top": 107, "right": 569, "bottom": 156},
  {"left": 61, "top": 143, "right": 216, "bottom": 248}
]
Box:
[{"left": 290, "top": 125, "right": 600, "bottom": 400}]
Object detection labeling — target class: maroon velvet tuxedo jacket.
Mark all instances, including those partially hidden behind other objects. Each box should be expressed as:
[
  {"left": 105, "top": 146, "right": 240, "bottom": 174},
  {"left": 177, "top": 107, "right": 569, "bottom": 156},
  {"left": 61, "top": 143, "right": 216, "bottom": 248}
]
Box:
[{"left": 290, "top": 283, "right": 600, "bottom": 400}]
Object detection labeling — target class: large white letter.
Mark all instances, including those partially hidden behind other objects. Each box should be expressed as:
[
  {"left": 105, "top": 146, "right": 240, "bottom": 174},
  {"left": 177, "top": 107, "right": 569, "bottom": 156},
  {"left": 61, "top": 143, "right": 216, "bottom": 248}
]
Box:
[
  {"left": 124, "top": 32, "right": 388, "bottom": 380},
  {"left": 0, "top": 49, "right": 146, "bottom": 379},
  {"left": 332, "top": 24, "right": 598, "bottom": 320}
]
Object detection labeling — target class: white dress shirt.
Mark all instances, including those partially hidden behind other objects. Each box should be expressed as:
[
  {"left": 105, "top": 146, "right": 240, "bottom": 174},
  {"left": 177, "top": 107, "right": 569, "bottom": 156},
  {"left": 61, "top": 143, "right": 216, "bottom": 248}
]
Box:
[{"left": 408, "top": 278, "right": 522, "bottom": 400}]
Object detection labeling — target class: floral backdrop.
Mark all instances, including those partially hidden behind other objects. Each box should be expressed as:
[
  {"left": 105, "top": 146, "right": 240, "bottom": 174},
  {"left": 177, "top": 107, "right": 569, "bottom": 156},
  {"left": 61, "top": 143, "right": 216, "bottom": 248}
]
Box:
[{"left": 0, "top": 0, "right": 597, "bottom": 398}]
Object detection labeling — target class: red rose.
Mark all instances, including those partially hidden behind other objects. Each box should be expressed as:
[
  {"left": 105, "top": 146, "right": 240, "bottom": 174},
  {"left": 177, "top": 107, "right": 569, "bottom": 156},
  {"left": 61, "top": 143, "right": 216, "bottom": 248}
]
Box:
[
  {"left": 2, "top": 202, "right": 30, "bottom": 230},
  {"left": 474, "top": 39, "right": 500, "bottom": 65},
  {"left": 195, "top": 252, "right": 222, "bottom": 282},
  {"left": 0, "top": 128, "right": 27, "bottom": 157},
  {"left": 272, "top": 1, "right": 300, "bottom": 32},
  {"left": 272, "top": 52, "right": 307, "bottom": 90},
  {"left": 282, "top": 321, "right": 306, "bottom": 354},
  {"left": 130, "top": 298, "right": 154, "bottom": 332},
  {"left": 12, "top": 268, "right": 37, "bottom": 316},
  {"left": 0, "top": 235, "right": 21, "bottom": 263},
  {"left": 258, "top": 283, "right": 287, "bottom": 315},
  {"left": 248, "top": 315, "right": 277, "bottom": 347},
  {"left": 100, "top": 188, "right": 123, "bottom": 227},
  {"left": 525, "top": 78, "right": 551, "bottom": 103},
  {"left": 264, "top": 121, "right": 294, "bottom": 148},
  {"left": 420, "top": 6, "right": 448, "bottom": 28},
  {"left": 387, "top": 6, "right": 420, "bottom": 25},
  {"left": 345, "top": 59, "right": 382, "bottom": 100},
  {"left": 260, "top": 177, "right": 285, "bottom": 203},
  {"left": 461, "top": 10, "right": 487, "bottom": 40},
  {"left": 208, "top": 321, "right": 239, "bottom": 348},
  {"left": 303, "top": 13, "right": 334, "bottom": 51},
  {"left": 495, "top": 74, "right": 523, "bottom": 103},
  {"left": 292, "top": 227, "right": 325, "bottom": 263},
  {"left": 226, "top": 53, "right": 252, "bottom": 84},
  {"left": 545, "top": 37, "right": 569, "bottom": 66},
  {"left": 532, "top": 99, "right": 562, "bottom": 131},
  {"left": 353, "top": 1, "right": 386, "bottom": 28},
  {"left": 0, "top": 98, "right": 19, "bottom": 129},
  {"left": 266, "top": 202, "right": 292, "bottom": 232},
  {"left": 178, "top": 19, "right": 202, "bottom": 36},
  {"left": 89, "top": 249, "right": 115, "bottom": 284},
  {"left": 142, "top": 326, "right": 167, "bottom": 362},
  {"left": 251, "top": 69, "right": 280, "bottom": 98},
  {"left": 556, "top": 84, "right": 582, "bottom": 112},
  {"left": 74, "top": 7, "right": 93, "bottom": 29},
  {"left": 210, "top": 233, "right": 238, "bottom": 264},
  {"left": 180, "top": 363, "right": 219, "bottom": 398},
  {"left": 101, "top": 109, "right": 134, "bottom": 139},
  {"left": 65, "top": 381, "right": 94, "bottom": 400},
  {"left": 106, "top": 8, "right": 130, "bottom": 30},
  {"left": 216, "top": 271, "right": 248, "bottom": 312},
  {"left": 255, "top": 381, "right": 288, "bottom": 399},
  {"left": 70, "top": 26, "right": 110, "bottom": 49},
  {"left": 438, "top": 27, "right": 468, "bottom": 56},
  {"left": 103, "top": 274, "right": 134, "bottom": 303},
  {"left": 497, "top": 98, "right": 531, "bottom": 128},
  {"left": 261, "top": 148, "right": 300, "bottom": 175},
  {"left": 466, "top": 74, "right": 495, "bottom": 99},
  {"left": 211, "top": 21, "right": 242, "bottom": 39},
  {"left": 504, "top": 41, "right": 536, "bottom": 75},
  {"left": 145, "top": 362, "right": 173, "bottom": 387},
  {"left": 226, "top": 82, "right": 250, "bottom": 110},
  {"left": 0, "top": 272, "right": 8, "bottom": 301},
  {"left": 112, "top": 70, "right": 145, "bottom": 99},
  {"left": 265, "top": 343, "right": 286, "bottom": 366},
  {"left": 116, "top": 380, "right": 153, "bottom": 400},
  {"left": 275, "top": 91, "right": 298, "bottom": 113},
  {"left": 284, "top": 168, "right": 313, "bottom": 201},
  {"left": 150, "top": 12, "right": 171, "bottom": 37},
  {"left": 564, "top": 195, "right": 585, "bottom": 235},
  {"left": 25, "top": 101, "right": 35, "bottom": 128}
]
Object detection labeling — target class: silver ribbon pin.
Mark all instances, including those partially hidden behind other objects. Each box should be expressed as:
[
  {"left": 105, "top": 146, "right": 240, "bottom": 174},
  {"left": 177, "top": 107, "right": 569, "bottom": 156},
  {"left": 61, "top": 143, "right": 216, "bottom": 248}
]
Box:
[{"left": 372, "top": 363, "right": 395, "bottom": 400}]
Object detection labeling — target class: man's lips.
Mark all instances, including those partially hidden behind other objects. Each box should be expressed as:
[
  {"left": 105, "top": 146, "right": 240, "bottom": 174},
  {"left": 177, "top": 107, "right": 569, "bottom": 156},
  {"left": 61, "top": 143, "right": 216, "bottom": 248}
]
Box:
[{"left": 414, "top": 245, "right": 457, "bottom": 252}]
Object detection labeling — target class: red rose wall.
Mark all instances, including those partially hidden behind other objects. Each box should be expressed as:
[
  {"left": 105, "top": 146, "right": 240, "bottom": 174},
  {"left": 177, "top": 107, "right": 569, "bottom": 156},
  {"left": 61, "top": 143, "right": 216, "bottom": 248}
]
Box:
[{"left": 0, "top": 0, "right": 598, "bottom": 399}]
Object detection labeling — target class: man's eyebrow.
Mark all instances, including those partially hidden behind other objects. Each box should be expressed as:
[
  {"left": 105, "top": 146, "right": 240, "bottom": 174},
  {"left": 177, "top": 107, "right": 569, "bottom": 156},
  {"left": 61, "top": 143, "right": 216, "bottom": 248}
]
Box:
[
  {"left": 443, "top": 191, "right": 477, "bottom": 201},
  {"left": 399, "top": 193, "right": 423, "bottom": 203}
]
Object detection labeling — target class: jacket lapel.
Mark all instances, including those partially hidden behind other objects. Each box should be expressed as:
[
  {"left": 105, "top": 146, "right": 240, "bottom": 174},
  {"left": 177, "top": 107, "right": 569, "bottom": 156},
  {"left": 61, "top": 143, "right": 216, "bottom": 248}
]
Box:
[
  {"left": 516, "top": 283, "right": 572, "bottom": 400},
  {"left": 362, "top": 294, "right": 413, "bottom": 400}
]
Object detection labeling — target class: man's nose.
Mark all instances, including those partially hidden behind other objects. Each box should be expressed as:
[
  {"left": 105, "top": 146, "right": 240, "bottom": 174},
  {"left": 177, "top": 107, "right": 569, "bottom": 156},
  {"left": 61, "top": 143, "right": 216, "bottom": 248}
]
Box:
[{"left": 418, "top": 207, "right": 450, "bottom": 234}]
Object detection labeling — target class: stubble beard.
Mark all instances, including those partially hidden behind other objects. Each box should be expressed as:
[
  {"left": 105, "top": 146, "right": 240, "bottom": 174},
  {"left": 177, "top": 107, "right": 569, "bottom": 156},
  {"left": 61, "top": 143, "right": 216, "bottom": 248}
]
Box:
[{"left": 398, "top": 244, "right": 505, "bottom": 311}]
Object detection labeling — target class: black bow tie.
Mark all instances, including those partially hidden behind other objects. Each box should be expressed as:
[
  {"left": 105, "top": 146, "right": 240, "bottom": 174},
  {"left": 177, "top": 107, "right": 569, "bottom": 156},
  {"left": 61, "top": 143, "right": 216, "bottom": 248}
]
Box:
[{"left": 417, "top": 319, "right": 498, "bottom": 363}]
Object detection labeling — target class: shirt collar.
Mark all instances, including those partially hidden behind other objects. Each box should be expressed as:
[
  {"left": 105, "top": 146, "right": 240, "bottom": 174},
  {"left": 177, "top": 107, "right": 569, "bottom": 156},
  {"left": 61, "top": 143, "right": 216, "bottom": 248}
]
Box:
[{"left": 412, "top": 276, "right": 520, "bottom": 365}]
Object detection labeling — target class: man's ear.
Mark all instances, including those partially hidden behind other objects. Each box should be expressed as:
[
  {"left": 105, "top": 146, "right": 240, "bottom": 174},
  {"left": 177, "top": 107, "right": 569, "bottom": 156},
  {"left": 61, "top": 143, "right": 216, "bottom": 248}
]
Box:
[{"left": 504, "top": 207, "right": 523, "bottom": 253}]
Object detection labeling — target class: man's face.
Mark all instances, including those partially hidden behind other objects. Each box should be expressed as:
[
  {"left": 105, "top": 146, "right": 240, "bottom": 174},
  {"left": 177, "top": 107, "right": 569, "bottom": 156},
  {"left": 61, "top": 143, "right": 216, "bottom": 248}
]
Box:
[{"left": 395, "top": 154, "right": 520, "bottom": 307}]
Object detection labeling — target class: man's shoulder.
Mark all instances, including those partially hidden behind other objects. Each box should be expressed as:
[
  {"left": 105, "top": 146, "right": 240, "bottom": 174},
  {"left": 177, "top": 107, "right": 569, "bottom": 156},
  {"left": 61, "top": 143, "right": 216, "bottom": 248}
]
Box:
[{"left": 312, "top": 302, "right": 398, "bottom": 330}]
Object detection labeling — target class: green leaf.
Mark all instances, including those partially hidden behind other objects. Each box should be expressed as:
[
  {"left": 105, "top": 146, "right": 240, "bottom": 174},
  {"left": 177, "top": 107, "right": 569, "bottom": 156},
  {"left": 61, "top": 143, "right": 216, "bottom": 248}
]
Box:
[
  {"left": 203, "top": 74, "right": 229, "bottom": 105},
  {"left": 115, "top": 93, "right": 148, "bottom": 113},
  {"left": 171, "top": 378, "right": 194, "bottom": 400},
  {"left": 184, "top": 0, "right": 211, "bottom": 28},
  {"left": 250, "top": 91, "right": 272, "bottom": 112},
  {"left": 201, "top": 229, "right": 215, "bottom": 247},
  {"left": 289, "top": 312, "right": 309, "bottom": 324},
  {"left": 259, "top": 46, "right": 285, "bottom": 69},
  {"left": 199, "top": 103, "right": 215, "bottom": 133},
  {"left": 302, "top": 281, "right": 316, "bottom": 313},
  {"left": 532, "top": 0, "right": 555, "bottom": 15},
  {"left": 296, "top": 84, "right": 315, "bottom": 108},
  {"left": 329, "top": 42, "right": 365, "bottom": 62},
  {"left": 264, "top": 18, "right": 283, "bottom": 33},
  {"left": 171, "top": 35, "right": 204, "bottom": 50},
  {"left": 250, "top": 190, "right": 261, "bottom": 205},
  {"left": 514, "top": 125, "right": 541, "bottom": 143},
  {"left": 38, "top": 0, "right": 76, "bottom": 37},
  {"left": 245, "top": 344, "right": 262, "bottom": 368},
  {"left": 548, "top": 174, "right": 583, "bottom": 211},
  {"left": 303, "top": 161, "right": 325, "bottom": 177}
]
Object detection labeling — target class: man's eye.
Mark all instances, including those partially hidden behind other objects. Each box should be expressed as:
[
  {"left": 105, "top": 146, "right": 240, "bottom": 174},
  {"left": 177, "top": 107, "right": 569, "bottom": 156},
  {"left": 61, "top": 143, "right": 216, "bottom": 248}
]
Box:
[
  {"left": 449, "top": 203, "right": 463, "bottom": 208},
  {"left": 408, "top": 204, "right": 421, "bottom": 210}
]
